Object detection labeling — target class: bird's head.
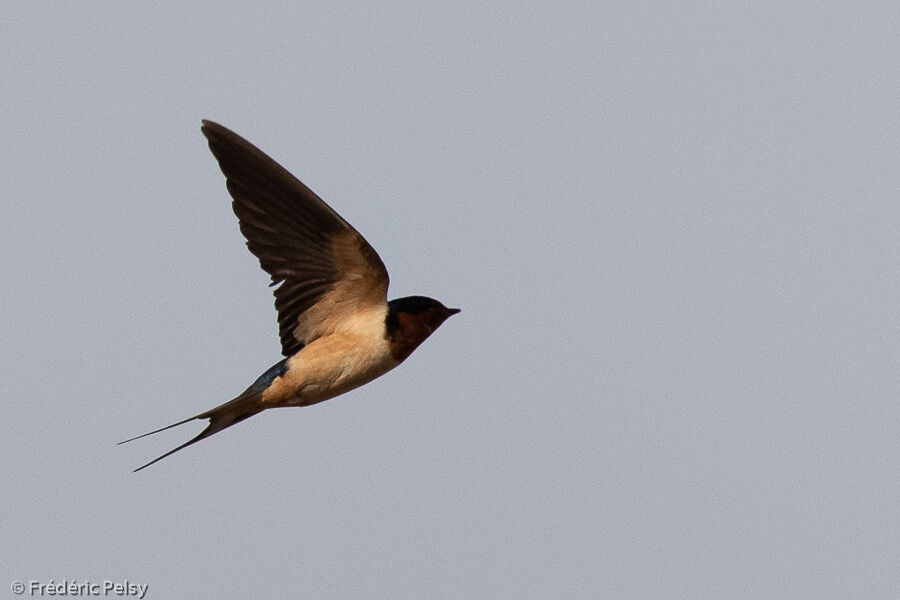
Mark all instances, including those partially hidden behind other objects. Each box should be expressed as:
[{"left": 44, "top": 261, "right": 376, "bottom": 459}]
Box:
[{"left": 385, "top": 296, "right": 460, "bottom": 361}]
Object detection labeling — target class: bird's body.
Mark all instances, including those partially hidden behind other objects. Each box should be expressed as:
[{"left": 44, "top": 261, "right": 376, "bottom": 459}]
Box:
[
  {"left": 266, "top": 304, "right": 395, "bottom": 407},
  {"left": 121, "top": 121, "right": 458, "bottom": 471}
]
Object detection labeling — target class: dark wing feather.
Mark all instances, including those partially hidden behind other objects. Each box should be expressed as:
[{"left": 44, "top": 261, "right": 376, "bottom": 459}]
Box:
[{"left": 201, "top": 120, "right": 389, "bottom": 356}]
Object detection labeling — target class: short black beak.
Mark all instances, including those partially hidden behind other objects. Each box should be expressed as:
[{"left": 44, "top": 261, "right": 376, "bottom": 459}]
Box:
[{"left": 446, "top": 307, "right": 461, "bottom": 316}]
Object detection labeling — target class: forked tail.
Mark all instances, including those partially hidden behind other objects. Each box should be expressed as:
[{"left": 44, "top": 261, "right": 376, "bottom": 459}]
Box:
[{"left": 119, "top": 389, "right": 265, "bottom": 472}]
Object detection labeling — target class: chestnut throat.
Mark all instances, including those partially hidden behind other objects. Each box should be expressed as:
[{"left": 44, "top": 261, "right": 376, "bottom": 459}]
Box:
[{"left": 384, "top": 296, "right": 442, "bottom": 362}]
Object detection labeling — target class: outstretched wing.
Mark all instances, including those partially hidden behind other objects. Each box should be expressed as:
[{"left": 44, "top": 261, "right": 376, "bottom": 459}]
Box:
[{"left": 201, "top": 120, "right": 389, "bottom": 356}]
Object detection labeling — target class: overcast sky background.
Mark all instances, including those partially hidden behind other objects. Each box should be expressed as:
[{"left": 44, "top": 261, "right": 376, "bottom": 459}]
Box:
[{"left": 2, "top": 3, "right": 899, "bottom": 599}]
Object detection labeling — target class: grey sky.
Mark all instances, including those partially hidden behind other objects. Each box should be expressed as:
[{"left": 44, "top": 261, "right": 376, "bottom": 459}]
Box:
[{"left": 2, "top": 3, "right": 898, "bottom": 599}]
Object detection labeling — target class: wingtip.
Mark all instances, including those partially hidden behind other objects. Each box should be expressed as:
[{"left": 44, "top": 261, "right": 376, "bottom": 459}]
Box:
[{"left": 200, "top": 119, "right": 219, "bottom": 138}]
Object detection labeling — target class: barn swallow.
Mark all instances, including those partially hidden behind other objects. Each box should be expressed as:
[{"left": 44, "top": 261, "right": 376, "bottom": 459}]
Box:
[{"left": 120, "top": 120, "right": 459, "bottom": 471}]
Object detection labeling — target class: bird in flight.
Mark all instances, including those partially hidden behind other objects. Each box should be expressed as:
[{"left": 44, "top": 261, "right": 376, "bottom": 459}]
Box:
[{"left": 121, "top": 121, "right": 459, "bottom": 471}]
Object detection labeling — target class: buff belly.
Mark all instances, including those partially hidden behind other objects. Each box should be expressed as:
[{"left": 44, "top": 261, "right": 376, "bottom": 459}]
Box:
[{"left": 260, "top": 311, "right": 399, "bottom": 407}]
